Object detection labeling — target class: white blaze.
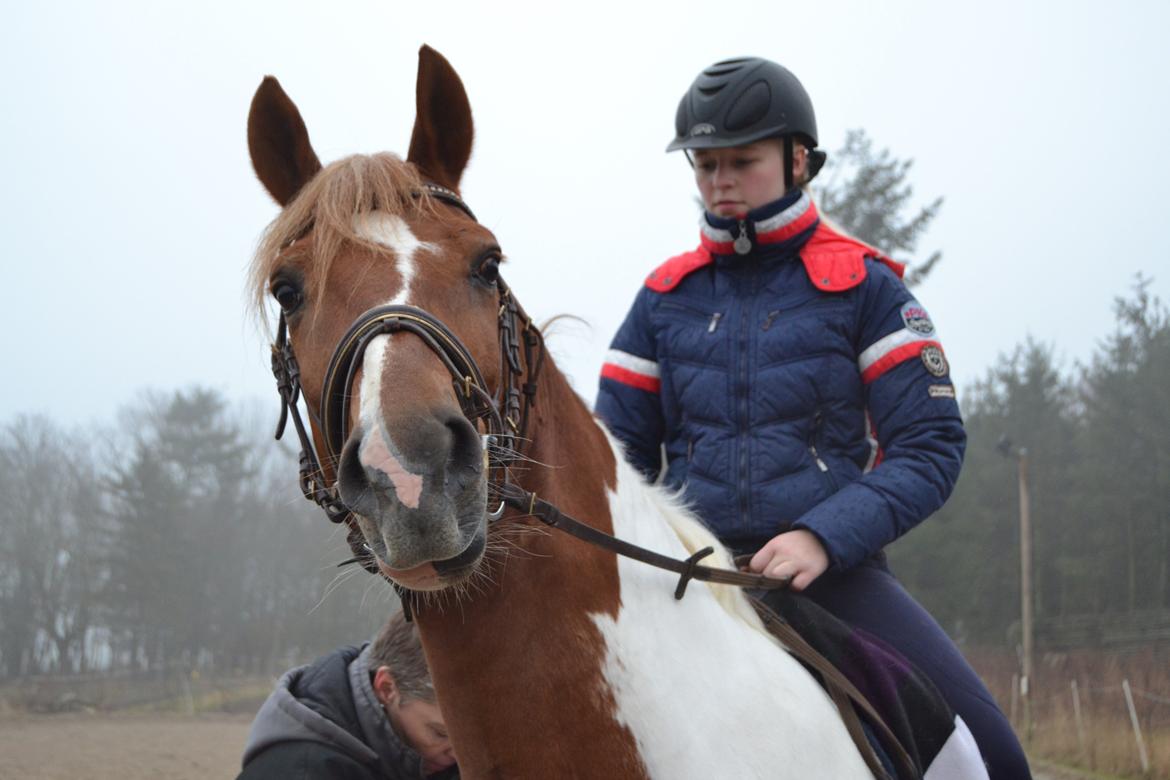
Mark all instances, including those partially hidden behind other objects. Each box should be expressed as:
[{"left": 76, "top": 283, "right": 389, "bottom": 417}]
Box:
[{"left": 353, "top": 212, "right": 435, "bottom": 498}]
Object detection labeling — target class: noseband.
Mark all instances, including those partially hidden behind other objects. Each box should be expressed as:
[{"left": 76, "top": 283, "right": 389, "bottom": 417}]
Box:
[
  {"left": 267, "top": 183, "right": 789, "bottom": 599},
  {"left": 270, "top": 183, "right": 542, "bottom": 575}
]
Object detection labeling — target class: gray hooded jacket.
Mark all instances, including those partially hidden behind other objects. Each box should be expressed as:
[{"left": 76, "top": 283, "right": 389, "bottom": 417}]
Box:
[{"left": 239, "top": 644, "right": 452, "bottom": 779}]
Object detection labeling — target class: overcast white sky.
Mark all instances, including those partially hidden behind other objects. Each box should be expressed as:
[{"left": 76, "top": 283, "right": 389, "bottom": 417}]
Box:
[{"left": 3, "top": 0, "right": 1169, "bottom": 426}]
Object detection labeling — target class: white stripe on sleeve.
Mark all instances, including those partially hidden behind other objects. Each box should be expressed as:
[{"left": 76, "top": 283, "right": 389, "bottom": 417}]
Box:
[
  {"left": 604, "top": 349, "right": 660, "bottom": 378},
  {"left": 857, "top": 328, "right": 924, "bottom": 373}
]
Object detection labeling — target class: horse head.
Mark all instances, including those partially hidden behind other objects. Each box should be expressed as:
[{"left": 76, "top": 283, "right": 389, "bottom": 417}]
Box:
[{"left": 247, "top": 46, "right": 508, "bottom": 592}]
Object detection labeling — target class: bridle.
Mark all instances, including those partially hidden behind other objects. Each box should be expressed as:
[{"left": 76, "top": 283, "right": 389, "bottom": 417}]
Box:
[{"left": 267, "top": 183, "right": 790, "bottom": 597}]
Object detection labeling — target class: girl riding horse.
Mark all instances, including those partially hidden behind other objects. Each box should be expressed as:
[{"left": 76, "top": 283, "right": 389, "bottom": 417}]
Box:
[{"left": 596, "top": 56, "right": 1030, "bottom": 779}]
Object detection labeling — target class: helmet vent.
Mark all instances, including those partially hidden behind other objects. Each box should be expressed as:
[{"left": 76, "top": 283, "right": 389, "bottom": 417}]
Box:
[
  {"left": 704, "top": 64, "right": 744, "bottom": 77},
  {"left": 724, "top": 81, "right": 771, "bottom": 132},
  {"left": 698, "top": 85, "right": 726, "bottom": 97}
]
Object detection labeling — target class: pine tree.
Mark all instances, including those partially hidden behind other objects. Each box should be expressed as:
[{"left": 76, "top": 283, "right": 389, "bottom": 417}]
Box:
[{"left": 815, "top": 129, "right": 944, "bottom": 286}]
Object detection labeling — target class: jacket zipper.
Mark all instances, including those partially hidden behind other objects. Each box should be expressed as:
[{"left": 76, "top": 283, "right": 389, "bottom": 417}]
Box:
[
  {"left": 809, "top": 411, "right": 829, "bottom": 472},
  {"left": 762, "top": 298, "right": 849, "bottom": 332},
  {"left": 736, "top": 272, "right": 757, "bottom": 531},
  {"left": 659, "top": 302, "right": 724, "bottom": 332},
  {"left": 733, "top": 219, "right": 751, "bottom": 255}
]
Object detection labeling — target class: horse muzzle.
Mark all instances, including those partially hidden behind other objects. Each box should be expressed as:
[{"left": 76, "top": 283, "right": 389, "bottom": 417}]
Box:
[{"left": 338, "top": 414, "right": 488, "bottom": 574}]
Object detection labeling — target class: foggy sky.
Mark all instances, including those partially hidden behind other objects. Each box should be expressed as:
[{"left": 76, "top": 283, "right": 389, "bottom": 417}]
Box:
[{"left": 3, "top": 0, "right": 1168, "bottom": 424}]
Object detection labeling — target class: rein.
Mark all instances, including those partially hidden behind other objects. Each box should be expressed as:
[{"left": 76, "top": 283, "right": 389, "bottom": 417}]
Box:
[{"left": 268, "top": 182, "right": 789, "bottom": 597}]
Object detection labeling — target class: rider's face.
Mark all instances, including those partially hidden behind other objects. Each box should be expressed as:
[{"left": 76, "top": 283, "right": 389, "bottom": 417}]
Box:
[{"left": 692, "top": 140, "right": 803, "bottom": 218}]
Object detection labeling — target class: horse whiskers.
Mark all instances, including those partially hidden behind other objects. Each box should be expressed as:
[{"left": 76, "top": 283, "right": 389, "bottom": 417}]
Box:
[
  {"left": 360, "top": 570, "right": 387, "bottom": 611},
  {"left": 490, "top": 521, "right": 552, "bottom": 545},
  {"left": 488, "top": 446, "right": 556, "bottom": 471},
  {"left": 308, "top": 565, "right": 363, "bottom": 615}
]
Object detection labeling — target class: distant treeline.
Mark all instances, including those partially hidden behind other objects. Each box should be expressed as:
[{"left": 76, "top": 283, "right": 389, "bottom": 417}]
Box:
[
  {"left": 0, "top": 392, "right": 386, "bottom": 680},
  {"left": 1, "top": 280, "right": 1167, "bottom": 679},
  {"left": 890, "top": 278, "right": 1170, "bottom": 647}
]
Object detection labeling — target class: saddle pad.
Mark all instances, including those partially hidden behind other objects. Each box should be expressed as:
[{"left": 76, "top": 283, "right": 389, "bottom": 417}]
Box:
[{"left": 752, "top": 590, "right": 988, "bottom": 779}]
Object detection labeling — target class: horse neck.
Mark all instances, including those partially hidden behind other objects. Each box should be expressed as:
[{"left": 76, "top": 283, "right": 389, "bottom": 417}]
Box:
[
  {"left": 518, "top": 353, "right": 617, "bottom": 510},
  {"left": 417, "top": 354, "right": 648, "bottom": 776}
]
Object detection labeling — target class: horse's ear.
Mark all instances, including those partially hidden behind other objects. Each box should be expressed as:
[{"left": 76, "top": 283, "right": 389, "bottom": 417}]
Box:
[
  {"left": 407, "top": 45, "right": 474, "bottom": 191},
  {"left": 248, "top": 76, "right": 323, "bottom": 206}
]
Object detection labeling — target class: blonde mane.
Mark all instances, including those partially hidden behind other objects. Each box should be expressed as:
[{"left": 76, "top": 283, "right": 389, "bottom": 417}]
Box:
[{"left": 248, "top": 153, "right": 435, "bottom": 324}]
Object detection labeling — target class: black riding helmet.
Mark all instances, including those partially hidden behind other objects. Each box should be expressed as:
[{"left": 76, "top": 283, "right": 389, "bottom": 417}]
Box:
[{"left": 667, "top": 57, "right": 827, "bottom": 186}]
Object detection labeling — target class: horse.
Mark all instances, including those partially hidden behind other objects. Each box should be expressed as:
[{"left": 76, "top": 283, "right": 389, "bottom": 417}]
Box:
[{"left": 246, "top": 46, "right": 881, "bottom": 778}]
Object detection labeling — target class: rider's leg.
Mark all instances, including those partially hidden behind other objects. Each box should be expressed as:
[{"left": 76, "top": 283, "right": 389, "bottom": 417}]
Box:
[{"left": 802, "top": 557, "right": 1032, "bottom": 780}]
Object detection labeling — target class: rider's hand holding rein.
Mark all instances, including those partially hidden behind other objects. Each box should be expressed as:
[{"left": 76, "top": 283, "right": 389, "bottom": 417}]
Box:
[{"left": 749, "top": 529, "right": 829, "bottom": 592}]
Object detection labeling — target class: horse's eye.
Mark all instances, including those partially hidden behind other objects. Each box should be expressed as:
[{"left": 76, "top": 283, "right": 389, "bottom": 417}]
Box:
[
  {"left": 271, "top": 279, "right": 303, "bottom": 313},
  {"left": 476, "top": 253, "right": 501, "bottom": 285}
]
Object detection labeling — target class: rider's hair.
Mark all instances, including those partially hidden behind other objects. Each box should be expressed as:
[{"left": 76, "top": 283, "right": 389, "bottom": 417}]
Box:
[{"left": 369, "top": 610, "right": 435, "bottom": 703}]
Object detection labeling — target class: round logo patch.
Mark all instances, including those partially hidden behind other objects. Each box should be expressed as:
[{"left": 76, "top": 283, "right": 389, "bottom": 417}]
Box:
[
  {"left": 921, "top": 345, "right": 949, "bottom": 377},
  {"left": 901, "top": 301, "right": 936, "bottom": 336}
]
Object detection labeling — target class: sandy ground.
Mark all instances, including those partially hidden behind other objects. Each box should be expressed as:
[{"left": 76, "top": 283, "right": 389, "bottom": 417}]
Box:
[
  {"left": 0, "top": 712, "right": 1092, "bottom": 779},
  {"left": 0, "top": 713, "right": 253, "bottom": 780}
]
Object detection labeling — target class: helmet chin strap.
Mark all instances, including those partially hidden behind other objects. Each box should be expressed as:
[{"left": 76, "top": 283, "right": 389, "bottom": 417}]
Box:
[{"left": 783, "top": 135, "right": 794, "bottom": 192}]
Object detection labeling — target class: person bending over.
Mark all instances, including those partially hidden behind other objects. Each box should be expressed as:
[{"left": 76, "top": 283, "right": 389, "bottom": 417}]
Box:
[{"left": 239, "top": 611, "right": 457, "bottom": 779}]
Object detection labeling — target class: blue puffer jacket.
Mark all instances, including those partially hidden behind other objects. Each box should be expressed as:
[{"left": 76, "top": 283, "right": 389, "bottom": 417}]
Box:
[{"left": 595, "top": 189, "right": 966, "bottom": 569}]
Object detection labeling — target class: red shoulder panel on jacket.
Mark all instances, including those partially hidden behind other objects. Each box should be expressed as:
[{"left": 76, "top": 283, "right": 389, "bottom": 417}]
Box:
[
  {"left": 645, "top": 247, "right": 714, "bottom": 292},
  {"left": 799, "top": 223, "right": 905, "bottom": 292}
]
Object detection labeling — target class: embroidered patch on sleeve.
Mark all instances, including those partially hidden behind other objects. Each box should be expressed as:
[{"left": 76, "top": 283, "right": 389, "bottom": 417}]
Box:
[
  {"left": 928, "top": 384, "right": 956, "bottom": 399},
  {"left": 901, "top": 301, "right": 936, "bottom": 336},
  {"left": 921, "top": 345, "right": 949, "bottom": 377}
]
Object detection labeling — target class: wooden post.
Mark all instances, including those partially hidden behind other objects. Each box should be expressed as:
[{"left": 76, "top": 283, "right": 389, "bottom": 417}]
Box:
[
  {"left": 1010, "top": 673, "right": 1020, "bottom": 731},
  {"left": 1071, "top": 679, "right": 1088, "bottom": 765},
  {"left": 1018, "top": 450, "right": 1035, "bottom": 742},
  {"left": 180, "top": 669, "right": 195, "bottom": 715},
  {"left": 1082, "top": 678, "right": 1095, "bottom": 769},
  {"left": 1122, "top": 679, "right": 1150, "bottom": 773}
]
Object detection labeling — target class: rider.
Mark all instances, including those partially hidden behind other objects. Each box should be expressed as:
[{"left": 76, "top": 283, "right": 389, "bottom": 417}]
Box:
[{"left": 596, "top": 56, "right": 1030, "bottom": 779}]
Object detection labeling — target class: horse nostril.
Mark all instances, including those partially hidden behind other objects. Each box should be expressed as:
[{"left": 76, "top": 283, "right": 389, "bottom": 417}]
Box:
[
  {"left": 443, "top": 411, "right": 482, "bottom": 476},
  {"left": 337, "top": 431, "right": 377, "bottom": 515}
]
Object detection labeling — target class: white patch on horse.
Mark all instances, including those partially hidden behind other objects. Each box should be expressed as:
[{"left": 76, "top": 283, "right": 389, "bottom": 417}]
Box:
[
  {"left": 588, "top": 430, "right": 872, "bottom": 778},
  {"left": 353, "top": 213, "right": 436, "bottom": 494}
]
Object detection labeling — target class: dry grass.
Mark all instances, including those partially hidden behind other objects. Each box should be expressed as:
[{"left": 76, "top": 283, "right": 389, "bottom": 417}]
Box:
[{"left": 969, "top": 645, "right": 1170, "bottom": 778}]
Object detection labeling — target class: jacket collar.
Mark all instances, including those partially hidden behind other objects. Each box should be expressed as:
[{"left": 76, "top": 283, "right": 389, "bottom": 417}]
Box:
[
  {"left": 699, "top": 189, "right": 820, "bottom": 261},
  {"left": 350, "top": 644, "right": 429, "bottom": 779}
]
